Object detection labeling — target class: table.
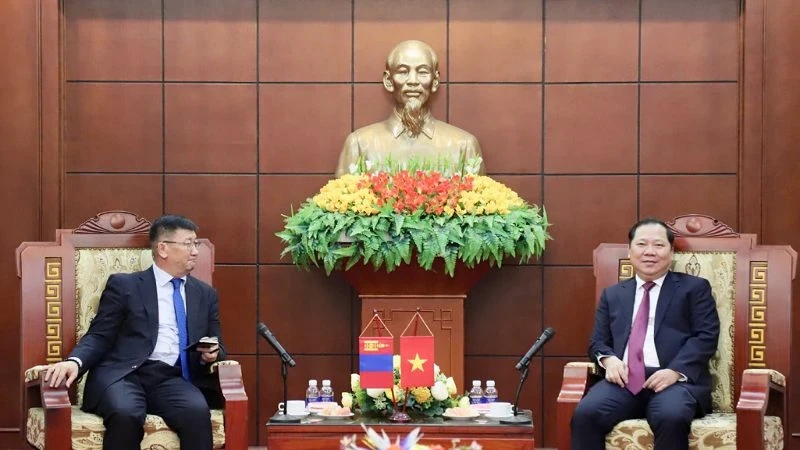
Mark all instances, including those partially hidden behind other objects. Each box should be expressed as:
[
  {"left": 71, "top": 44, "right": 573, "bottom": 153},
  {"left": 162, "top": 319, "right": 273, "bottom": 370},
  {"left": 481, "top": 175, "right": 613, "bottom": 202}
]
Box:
[{"left": 265, "top": 412, "right": 535, "bottom": 449}]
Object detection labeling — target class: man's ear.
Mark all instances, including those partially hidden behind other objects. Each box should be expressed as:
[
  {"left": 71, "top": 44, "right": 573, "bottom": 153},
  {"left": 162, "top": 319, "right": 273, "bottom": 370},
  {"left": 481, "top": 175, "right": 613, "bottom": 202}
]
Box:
[
  {"left": 431, "top": 70, "right": 440, "bottom": 93},
  {"left": 155, "top": 243, "right": 168, "bottom": 261},
  {"left": 383, "top": 71, "right": 394, "bottom": 92}
]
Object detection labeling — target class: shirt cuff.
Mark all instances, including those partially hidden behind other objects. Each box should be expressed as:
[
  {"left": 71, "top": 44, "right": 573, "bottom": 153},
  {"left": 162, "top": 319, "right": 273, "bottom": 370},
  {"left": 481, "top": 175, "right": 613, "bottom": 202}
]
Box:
[
  {"left": 67, "top": 356, "right": 82, "bottom": 368},
  {"left": 597, "top": 354, "right": 614, "bottom": 369}
]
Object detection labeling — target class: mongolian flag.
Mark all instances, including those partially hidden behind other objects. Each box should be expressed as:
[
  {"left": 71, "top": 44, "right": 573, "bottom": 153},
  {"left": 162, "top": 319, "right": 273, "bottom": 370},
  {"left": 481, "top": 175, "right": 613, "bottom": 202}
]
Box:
[
  {"left": 399, "top": 312, "right": 435, "bottom": 388},
  {"left": 358, "top": 336, "right": 394, "bottom": 388},
  {"left": 358, "top": 313, "right": 395, "bottom": 389}
]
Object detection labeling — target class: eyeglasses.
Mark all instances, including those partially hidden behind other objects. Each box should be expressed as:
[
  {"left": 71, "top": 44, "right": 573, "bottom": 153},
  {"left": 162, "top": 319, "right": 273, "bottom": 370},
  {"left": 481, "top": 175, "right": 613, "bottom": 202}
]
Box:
[{"left": 161, "top": 240, "right": 200, "bottom": 250}]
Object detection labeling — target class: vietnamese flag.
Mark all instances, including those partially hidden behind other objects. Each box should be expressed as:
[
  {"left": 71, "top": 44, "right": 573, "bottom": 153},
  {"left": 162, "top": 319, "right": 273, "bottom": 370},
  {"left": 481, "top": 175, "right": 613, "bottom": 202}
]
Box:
[
  {"left": 400, "top": 335, "right": 435, "bottom": 388},
  {"left": 359, "top": 336, "right": 394, "bottom": 388}
]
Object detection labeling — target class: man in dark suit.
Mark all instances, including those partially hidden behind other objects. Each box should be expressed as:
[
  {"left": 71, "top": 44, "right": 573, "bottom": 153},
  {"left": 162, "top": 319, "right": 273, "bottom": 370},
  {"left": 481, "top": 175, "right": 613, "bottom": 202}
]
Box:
[
  {"left": 43, "top": 215, "right": 224, "bottom": 450},
  {"left": 571, "top": 218, "right": 720, "bottom": 450}
]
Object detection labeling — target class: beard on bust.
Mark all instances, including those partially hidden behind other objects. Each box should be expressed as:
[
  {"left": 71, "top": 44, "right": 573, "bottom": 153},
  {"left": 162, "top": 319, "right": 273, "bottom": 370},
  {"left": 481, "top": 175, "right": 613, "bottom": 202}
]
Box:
[{"left": 400, "top": 97, "right": 427, "bottom": 137}]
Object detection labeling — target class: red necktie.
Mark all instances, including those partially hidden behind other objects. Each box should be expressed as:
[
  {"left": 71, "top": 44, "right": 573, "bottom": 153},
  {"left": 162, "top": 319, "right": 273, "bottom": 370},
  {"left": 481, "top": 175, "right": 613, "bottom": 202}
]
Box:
[{"left": 627, "top": 281, "right": 655, "bottom": 395}]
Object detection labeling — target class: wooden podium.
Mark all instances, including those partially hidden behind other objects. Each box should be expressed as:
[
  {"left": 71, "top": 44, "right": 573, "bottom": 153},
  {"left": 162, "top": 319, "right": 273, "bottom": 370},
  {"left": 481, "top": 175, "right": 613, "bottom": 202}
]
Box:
[{"left": 340, "top": 261, "right": 490, "bottom": 391}]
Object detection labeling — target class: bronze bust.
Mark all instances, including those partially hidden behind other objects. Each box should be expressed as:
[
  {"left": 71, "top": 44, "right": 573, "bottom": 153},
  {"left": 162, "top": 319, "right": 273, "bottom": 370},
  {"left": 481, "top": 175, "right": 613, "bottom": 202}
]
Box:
[{"left": 335, "top": 40, "right": 485, "bottom": 177}]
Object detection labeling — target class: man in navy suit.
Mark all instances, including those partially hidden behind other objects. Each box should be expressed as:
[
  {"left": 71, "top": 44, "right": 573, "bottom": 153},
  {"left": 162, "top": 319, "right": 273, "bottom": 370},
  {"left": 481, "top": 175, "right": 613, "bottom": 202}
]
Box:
[
  {"left": 43, "top": 215, "right": 224, "bottom": 450},
  {"left": 571, "top": 218, "right": 720, "bottom": 450}
]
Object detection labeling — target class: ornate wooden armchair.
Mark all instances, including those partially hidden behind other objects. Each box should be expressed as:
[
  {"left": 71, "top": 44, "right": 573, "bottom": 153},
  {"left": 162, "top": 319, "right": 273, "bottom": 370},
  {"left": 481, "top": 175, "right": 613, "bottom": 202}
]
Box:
[
  {"left": 18, "top": 211, "right": 248, "bottom": 450},
  {"left": 557, "top": 214, "right": 795, "bottom": 450}
]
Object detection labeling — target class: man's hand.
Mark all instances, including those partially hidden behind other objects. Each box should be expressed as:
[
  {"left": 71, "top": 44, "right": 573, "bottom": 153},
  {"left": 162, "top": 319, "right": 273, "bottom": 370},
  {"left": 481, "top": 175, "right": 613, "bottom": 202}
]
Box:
[
  {"left": 644, "top": 369, "right": 681, "bottom": 392},
  {"left": 601, "top": 356, "right": 628, "bottom": 388},
  {"left": 42, "top": 360, "right": 79, "bottom": 388},
  {"left": 197, "top": 344, "right": 220, "bottom": 364}
]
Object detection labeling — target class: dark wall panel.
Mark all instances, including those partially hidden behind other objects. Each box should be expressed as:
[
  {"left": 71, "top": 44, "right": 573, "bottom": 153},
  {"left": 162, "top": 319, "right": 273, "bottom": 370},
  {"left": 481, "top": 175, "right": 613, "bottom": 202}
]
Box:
[
  {"left": 0, "top": 1, "right": 40, "bottom": 446},
  {"left": 762, "top": 0, "right": 800, "bottom": 446}
]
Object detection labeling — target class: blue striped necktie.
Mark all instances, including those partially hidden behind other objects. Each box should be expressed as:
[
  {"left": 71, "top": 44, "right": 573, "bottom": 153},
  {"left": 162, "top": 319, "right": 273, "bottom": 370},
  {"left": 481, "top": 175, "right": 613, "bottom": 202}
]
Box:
[{"left": 170, "top": 278, "right": 191, "bottom": 381}]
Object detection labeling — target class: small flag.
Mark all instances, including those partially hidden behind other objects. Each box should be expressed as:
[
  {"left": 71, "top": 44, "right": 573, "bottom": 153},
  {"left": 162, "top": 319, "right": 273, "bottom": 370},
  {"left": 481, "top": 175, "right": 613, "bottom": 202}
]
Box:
[
  {"left": 399, "top": 312, "right": 435, "bottom": 388},
  {"left": 358, "top": 313, "right": 395, "bottom": 389},
  {"left": 359, "top": 336, "right": 394, "bottom": 388}
]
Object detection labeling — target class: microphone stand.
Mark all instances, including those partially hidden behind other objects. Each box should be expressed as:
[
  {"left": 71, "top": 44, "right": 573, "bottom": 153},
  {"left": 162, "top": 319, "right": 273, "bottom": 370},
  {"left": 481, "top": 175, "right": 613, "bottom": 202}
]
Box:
[
  {"left": 500, "top": 362, "right": 532, "bottom": 425},
  {"left": 269, "top": 359, "right": 301, "bottom": 423}
]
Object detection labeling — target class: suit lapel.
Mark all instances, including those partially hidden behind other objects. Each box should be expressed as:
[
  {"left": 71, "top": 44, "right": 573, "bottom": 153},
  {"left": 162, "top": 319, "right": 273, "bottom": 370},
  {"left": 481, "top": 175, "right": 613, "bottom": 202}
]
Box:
[
  {"left": 618, "top": 277, "right": 637, "bottom": 344},
  {"left": 185, "top": 276, "right": 203, "bottom": 344},
  {"left": 140, "top": 268, "right": 160, "bottom": 346},
  {"left": 654, "top": 271, "right": 677, "bottom": 335}
]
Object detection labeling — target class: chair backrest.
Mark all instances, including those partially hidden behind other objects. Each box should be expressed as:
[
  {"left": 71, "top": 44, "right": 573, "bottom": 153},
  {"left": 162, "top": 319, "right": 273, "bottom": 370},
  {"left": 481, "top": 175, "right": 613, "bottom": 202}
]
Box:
[
  {"left": 18, "top": 211, "right": 215, "bottom": 404},
  {"left": 593, "top": 214, "right": 795, "bottom": 412}
]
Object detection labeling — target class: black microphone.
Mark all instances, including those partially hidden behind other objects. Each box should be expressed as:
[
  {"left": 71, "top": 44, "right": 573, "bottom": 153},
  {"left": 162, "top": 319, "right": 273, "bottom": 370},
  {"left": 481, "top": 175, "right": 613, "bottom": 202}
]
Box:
[
  {"left": 257, "top": 322, "right": 296, "bottom": 367},
  {"left": 515, "top": 327, "right": 555, "bottom": 370}
]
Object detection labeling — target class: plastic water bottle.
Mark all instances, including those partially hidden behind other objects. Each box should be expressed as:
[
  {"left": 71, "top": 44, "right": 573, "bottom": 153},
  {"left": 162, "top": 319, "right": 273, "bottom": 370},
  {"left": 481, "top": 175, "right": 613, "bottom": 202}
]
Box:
[
  {"left": 305, "top": 379, "right": 320, "bottom": 406},
  {"left": 320, "top": 379, "right": 334, "bottom": 402},
  {"left": 468, "top": 380, "right": 484, "bottom": 404},
  {"left": 484, "top": 380, "right": 498, "bottom": 403}
]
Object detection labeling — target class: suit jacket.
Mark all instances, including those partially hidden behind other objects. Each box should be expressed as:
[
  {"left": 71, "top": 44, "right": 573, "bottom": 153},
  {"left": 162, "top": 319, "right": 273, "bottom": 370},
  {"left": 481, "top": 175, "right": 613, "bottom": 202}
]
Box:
[
  {"left": 588, "top": 271, "right": 720, "bottom": 413},
  {"left": 70, "top": 268, "right": 226, "bottom": 411}
]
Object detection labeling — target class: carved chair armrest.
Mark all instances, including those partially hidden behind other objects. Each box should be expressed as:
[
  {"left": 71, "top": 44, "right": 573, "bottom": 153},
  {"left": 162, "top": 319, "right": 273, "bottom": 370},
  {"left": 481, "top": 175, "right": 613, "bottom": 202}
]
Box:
[
  {"left": 736, "top": 368, "right": 786, "bottom": 450},
  {"left": 24, "top": 365, "right": 73, "bottom": 449},
  {"left": 558, "top": 362, "right": 600, "bottom": 402},
  {"left": 210, "top": 360, "right": 248, "bottom": 450},
  {"left": 557, "top": 362, "right": 601, "bottom": 450},
  {"left": 24, "top": 365, "right": 72, "bottom": 408}
]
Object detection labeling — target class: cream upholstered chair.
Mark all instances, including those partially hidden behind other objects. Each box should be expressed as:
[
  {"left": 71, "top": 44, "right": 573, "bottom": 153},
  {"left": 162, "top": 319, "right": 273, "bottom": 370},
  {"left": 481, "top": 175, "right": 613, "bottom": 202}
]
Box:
[
  {"left": 556, "top": 214, "right": 795, "bottom": 450},
  {"left": 18, "top": 211, "right": 248, "bottom": 450}
]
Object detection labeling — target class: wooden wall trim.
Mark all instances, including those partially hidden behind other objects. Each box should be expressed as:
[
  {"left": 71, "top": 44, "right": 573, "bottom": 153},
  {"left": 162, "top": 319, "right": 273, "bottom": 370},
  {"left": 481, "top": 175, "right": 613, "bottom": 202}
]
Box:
[
  {"left": 739, "top": 0, "right": 766, "bottom": 236},
  {"left": 38, "top": 0, "right": 62, "bottom": 238}
]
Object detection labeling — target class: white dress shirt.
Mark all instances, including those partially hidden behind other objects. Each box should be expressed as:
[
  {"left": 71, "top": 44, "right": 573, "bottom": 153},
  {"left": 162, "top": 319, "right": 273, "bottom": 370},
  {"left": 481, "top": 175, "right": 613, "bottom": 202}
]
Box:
[
  {"left": 150, "top": 264, "right": 187, "bottom": 366},
  {"left": 622, "top": 274, "right": 667, "bottom": 367}
]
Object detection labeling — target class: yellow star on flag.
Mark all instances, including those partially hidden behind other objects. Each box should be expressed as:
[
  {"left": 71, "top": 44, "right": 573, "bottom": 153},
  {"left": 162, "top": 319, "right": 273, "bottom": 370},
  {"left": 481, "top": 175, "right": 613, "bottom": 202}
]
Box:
[{"left": 408, "top": 353, "right": 427, "bottom": 372}]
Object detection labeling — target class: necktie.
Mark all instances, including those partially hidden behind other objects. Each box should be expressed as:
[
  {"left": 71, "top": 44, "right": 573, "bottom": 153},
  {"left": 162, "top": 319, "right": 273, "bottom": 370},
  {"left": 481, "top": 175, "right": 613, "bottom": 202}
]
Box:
[
  {"left": 627, "top": 281, "right": 655, "bottom": 395},
  {"left": 170, "top": 278, "right": 191, "bottom": 381}
]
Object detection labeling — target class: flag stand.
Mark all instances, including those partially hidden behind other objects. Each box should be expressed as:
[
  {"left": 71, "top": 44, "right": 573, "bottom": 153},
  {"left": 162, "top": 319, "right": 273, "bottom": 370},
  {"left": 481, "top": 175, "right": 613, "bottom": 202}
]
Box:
[{"left": 390, "top": 309, "right": 435, "bottom": 422}]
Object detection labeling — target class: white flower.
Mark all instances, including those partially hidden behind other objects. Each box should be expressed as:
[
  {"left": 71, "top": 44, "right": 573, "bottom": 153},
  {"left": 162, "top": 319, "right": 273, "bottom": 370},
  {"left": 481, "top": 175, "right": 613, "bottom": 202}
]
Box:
[
  {"left": 366, "top": 388, "right": 385, "bottom": 399},
  {"left": 431, "top": 381, "right": 449, "bottom": 401},
  {"left": 434, "top": 364, "right": 440, "bottom": 377},
  {"left": 373, "top": 396, "right": 388, "bottom": 410},
  {"left": 384, "top": 384, "right": 405, "bottom": 402},
  {"left": 458, "top": 396, "right": 471, "bottom": 408},
  {"left": 348, "top": 163, "right": 358, "bottom": 174},
  {"left": 350, "top": 373, "right": 360, "bottom": 391},
  {"left": 393, "top": 354, "right": 401, "bottom": 370},
  {"left": 341, "top": 392, "right": 353, "bottom": 409},
  {"left": 446, "top": 377, "right": 457, "bottom": 395}
]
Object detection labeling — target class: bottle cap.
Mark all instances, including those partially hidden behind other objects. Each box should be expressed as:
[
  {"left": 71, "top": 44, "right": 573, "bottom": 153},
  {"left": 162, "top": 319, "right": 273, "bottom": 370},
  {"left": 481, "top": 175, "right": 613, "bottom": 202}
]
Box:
[
  {"left": 472, "top": 380, "right": 481, "bottom": 386},
  {"left": 309, "top": 379, "right": 318, "bottom": 386},
  {"left": 322, "top": 379, "right": 331, "bottom": 386},
  {"left": 486, "top": 380, "right": 495, "bottom": 387}
]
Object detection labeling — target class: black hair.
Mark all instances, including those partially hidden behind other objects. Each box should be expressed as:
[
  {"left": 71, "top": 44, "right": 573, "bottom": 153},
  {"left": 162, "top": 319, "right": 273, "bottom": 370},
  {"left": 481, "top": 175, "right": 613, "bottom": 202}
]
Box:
[
  {"left": 149, "top": 215, "right": 198, "bottom": 247},
  {"left": 627, "top": 217, "right": 674, "bottom": 246}
]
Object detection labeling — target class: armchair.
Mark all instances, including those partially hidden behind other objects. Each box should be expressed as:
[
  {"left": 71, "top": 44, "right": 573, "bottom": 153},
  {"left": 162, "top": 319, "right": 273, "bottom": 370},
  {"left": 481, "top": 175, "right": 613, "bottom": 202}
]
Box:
[
  {"left": 18, "top": 211, "right": 248, "bottom": 449},
  {"left": 557, "top": 214, "right": 795, "bottom": 450}
]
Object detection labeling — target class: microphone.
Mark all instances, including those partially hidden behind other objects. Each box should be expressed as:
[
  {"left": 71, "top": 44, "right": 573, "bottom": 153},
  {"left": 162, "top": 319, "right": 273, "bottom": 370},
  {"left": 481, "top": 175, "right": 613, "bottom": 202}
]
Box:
[
  {"left": 257, "top": 322, "right": 296, "bottom": 367},
  {"left": 515, "top": 327, "right": 555, "bottom": 370}
]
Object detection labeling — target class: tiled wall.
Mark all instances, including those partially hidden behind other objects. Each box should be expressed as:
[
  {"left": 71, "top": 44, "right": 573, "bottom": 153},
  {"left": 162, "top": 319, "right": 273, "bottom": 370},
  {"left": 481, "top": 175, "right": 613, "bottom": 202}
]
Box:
[{"left": 62, "top": 0, "right": 740, "bottom": 445}]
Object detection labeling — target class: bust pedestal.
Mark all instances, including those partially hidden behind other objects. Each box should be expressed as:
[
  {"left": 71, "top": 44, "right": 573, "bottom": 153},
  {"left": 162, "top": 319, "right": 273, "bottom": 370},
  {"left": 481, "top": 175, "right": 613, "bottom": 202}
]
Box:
[{"left": 340, "top": 261, "right": 490, "bottom": 391}]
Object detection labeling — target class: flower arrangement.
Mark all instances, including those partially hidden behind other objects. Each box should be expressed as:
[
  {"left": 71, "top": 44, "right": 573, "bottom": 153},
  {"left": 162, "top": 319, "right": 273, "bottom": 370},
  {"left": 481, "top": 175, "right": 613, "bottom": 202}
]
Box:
[
  {"left": 277, "top": 160, "right": 550, "bottom": 276},
  {"left": 340, "top": 425, "right": 482, "bottom": 450},
  {"left": 343, "top": 355, "right": 470, "bottom": 418}
]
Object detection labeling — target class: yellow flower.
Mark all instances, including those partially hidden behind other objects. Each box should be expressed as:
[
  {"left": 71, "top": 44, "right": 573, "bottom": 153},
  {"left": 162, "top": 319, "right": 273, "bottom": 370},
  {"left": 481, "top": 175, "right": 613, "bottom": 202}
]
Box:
[
  {"left": 384, "top": 385, "right": 405, "bottom": 402},
  {"left": 312, "top": 175, "right": 379, "bottom": 215},
  {"left": 411, "top": 387, "right": 432, "bottom": 403}
]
